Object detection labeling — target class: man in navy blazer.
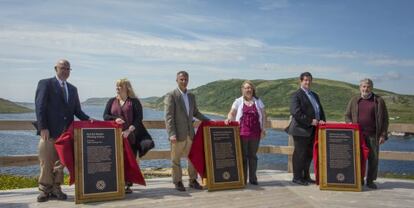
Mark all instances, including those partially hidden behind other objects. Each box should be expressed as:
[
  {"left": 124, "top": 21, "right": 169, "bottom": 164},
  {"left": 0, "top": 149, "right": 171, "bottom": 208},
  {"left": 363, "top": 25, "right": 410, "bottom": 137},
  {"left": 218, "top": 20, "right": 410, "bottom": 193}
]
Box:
[
  {"left": 287, "top": 72, "right": 326, "bottom": 186},
  {"left": 35, "top": 59, "right": 90, "bottom": 202}
]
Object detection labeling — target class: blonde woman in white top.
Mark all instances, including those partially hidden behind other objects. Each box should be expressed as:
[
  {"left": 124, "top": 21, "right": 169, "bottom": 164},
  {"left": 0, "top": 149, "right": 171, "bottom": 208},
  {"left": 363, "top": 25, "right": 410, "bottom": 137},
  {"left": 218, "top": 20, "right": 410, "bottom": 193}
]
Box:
[{"left": 225, "top": 80, "right": 266, "bottom": 185}]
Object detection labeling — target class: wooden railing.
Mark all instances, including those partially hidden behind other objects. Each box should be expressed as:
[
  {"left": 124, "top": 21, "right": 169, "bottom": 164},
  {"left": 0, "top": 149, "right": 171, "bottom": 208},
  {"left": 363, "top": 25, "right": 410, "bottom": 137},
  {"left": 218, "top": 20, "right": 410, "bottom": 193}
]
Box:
[{"left": 1, "top": 120, "right": 414, "bottom": 172}]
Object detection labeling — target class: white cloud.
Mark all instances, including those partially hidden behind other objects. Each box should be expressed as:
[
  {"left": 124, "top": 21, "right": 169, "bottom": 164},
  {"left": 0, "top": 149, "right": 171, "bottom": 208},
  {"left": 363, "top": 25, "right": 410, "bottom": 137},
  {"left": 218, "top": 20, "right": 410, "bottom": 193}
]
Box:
[
  {"left": 0, "top": 24, "right": 266, "bottom": 65},
  {"left": 372, "top": 71, "right": 402, "bottom": 82},
  {"left": 254, "top": 63, "right": 345, "bottom": 74},
  {"left": 319, "top": 50, "right": 414, "bottom": 68},
  {"left": 366, "top": 58, "right": 414, "bottom": 67}
]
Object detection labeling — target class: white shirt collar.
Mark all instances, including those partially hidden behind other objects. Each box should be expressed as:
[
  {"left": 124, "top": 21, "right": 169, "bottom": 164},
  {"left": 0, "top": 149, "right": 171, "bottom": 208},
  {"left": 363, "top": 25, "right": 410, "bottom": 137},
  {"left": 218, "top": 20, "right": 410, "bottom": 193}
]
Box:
[
  {"left": 56, "top": 76, "right": 66, "bottom": 86},
  {"left": 177, "top": 87, "right": 187, "bottom": 95},
  {"left": 301, "top": 86, "right": 311, "bottom": 94}
]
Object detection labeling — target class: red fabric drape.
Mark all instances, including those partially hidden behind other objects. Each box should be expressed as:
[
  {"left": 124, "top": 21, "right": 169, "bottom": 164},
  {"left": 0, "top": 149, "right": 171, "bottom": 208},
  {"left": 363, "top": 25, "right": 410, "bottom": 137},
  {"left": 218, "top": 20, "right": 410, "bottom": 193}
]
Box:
[
  {"left": 54, "top": 121, "right": 146, "bottom": 186},
  {"left": 54, "top": 123, "right": 75, "bottom": 184},
  {"left": 188, "top": 121, "right": 239, "bottom": 178},
  {"left": 313, "top": 123, "right": 369, "bottom": 185}
]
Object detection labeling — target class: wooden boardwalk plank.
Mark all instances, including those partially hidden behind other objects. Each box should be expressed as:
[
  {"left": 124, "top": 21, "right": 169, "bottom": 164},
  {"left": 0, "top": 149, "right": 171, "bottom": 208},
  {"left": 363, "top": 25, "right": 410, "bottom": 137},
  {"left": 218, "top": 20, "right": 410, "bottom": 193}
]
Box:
[{"left": 0, "top": 170, "right": 413, "bottom": 208}]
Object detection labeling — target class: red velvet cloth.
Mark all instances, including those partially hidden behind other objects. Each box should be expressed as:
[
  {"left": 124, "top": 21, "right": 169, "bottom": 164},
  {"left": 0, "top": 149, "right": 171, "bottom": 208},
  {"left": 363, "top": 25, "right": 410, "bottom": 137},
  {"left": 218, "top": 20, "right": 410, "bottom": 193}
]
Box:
[
  {"left": 54, "top": 123, "right": 75, "bottom": 184},
  {"left": 54, "top": 120, "right": 146, "bottom": 186},
  {"left": 313, "top": 123, "right": 369, "bottom": 185},
  {"left": 188, "top": 121, "right": 239, "bottom": 178}
]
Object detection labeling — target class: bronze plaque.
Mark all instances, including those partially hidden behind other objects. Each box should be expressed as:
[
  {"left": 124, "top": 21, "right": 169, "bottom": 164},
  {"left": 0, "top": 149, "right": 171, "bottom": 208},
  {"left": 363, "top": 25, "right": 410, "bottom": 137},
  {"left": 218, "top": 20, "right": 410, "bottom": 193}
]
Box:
[
  {"left": 74, "top": 123, "right": 125, "bottom": 204},
  {"left": 318, "top": 128, "right": 362, "bottom": 191},
  {"left": 203, "top": 126, "right": 244, "bottom": 191}
]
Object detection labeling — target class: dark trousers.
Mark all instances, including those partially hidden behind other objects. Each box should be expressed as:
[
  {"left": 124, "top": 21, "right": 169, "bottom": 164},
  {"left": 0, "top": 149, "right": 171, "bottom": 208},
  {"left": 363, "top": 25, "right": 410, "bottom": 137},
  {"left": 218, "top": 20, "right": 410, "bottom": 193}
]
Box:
[
  {"left": 292, "top": 134, "right": 314, "bottom": 180},
  {"left": 365, "top": 135, "right": 379, "bottom": 182},
  {"left": 241, "top": 138, "right": 260, "bottom": 183}
]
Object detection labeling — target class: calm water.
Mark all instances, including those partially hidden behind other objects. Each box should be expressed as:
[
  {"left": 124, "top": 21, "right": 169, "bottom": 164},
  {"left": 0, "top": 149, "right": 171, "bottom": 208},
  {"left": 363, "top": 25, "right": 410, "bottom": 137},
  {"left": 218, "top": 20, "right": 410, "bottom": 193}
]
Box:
[{"left": 1, "top": 105, "right": 413, "bottom": 176}]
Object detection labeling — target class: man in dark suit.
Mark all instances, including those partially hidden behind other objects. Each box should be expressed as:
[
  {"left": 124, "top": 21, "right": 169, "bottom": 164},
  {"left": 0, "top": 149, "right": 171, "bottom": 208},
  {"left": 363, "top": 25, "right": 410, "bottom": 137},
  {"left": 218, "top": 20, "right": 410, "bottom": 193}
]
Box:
[
  {"left": 287, "top": 72, "right": 326, "bottom": 185},
  {"left": 35, "top": 59, "right": 91, "bottom": 202},
  {"left": 164, "top": 71, "right": 210, "bottom": 191}
]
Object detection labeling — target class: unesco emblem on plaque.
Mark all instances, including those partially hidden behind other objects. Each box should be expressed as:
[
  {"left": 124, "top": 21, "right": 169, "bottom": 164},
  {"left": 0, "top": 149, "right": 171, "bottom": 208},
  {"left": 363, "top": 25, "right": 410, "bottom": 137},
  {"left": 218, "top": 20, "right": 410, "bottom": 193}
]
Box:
[
  {"left": 222, "top": 171, "right": 231, "bottom": 180},
  {"left": 336, "top": 173, "right": 345, "bottom": 182},
  {"left": 96, "top": 180, "right": 106, "bottom": 191}
]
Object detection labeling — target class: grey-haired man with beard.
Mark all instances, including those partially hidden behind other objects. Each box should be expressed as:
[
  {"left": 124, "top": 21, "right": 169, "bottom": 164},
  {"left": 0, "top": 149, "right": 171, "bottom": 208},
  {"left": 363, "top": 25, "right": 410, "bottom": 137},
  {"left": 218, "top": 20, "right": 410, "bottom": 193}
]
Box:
[{"left": 345, "top": 78, "right": 389, "bottom": 189}]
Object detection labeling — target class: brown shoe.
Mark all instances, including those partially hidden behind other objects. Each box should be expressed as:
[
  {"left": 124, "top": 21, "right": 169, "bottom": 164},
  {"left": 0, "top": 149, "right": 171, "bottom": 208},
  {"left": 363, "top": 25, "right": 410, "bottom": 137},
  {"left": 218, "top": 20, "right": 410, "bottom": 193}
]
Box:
[
  {"left": 175, "top": 181, "right": 186, "bottom": 192},
  {"left": 37, "top": 191, "right": 49, "bottom": 202},
  {"left": 50, "top": 189, "right": 67, "bottom": 200},
  {"left": 189, "top": 180, "right": 203, "bottom": 190}
]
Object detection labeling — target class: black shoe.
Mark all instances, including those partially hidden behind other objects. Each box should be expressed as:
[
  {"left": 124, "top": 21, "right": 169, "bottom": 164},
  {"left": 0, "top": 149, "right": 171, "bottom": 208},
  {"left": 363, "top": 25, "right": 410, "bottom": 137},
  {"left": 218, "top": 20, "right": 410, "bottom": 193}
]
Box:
[
  {"left": 249, "top": 181, "right": 259, "bottom": 185},
  {"left": 37, "top": 192, "right": 49, "bottom": 202},
  {"left": 50, "top": 189, "right": 67, "bottom": 200},
  {"left": 125, "top": 186, "right": 133, "bottom": 194},
  {"left": 361, "top": 179, "right": 365, "bottom": 186},
  {"left": 189, "top": 180, "right": 203, "bottom": 190},
  {"left": 175, "top": 181, "right": 186, "bottom": 192},
  {"left": 366, "top": 182, "right": 377, "bottom": 189},
  {"left": 292, "top": 178, "right": 308, "bottom": 186},
  {"left": 304, "top": 178, "right": 316, "bottom": 184}
]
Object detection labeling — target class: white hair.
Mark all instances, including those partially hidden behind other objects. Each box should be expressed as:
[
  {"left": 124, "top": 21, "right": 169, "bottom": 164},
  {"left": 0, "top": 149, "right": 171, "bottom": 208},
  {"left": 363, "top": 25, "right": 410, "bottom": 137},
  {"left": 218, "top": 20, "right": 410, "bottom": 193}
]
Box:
[{"left": 360, "top": 78, "right": 373, "bottom": 88}]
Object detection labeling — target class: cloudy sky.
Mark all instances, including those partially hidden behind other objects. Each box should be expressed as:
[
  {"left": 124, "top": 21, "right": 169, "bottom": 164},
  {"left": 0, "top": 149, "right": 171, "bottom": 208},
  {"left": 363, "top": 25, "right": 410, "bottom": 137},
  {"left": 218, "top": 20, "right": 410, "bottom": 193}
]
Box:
[{"left": 1, "top": 0, "right": 413, "bottom": 102}]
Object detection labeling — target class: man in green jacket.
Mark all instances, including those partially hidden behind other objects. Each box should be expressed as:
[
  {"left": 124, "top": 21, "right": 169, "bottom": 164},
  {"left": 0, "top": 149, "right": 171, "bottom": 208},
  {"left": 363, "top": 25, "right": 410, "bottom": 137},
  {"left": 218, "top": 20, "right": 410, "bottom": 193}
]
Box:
[{"left": 345, "top": 78, "right": 389, "bottom": 189}]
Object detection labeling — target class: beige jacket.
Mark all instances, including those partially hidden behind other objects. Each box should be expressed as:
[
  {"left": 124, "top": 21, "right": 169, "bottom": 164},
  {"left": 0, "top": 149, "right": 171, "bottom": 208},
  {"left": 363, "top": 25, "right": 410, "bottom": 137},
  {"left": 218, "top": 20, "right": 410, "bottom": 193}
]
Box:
[{"left": 164, "top": 88, "right": 209, "bottom": 141}]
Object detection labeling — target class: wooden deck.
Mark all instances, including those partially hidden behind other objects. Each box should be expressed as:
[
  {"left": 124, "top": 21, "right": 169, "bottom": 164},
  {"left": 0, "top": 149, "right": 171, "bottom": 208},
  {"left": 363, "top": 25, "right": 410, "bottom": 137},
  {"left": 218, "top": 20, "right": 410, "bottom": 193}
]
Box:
[{"left": 1, "top": 170, "right": 413, "bottom": 208}]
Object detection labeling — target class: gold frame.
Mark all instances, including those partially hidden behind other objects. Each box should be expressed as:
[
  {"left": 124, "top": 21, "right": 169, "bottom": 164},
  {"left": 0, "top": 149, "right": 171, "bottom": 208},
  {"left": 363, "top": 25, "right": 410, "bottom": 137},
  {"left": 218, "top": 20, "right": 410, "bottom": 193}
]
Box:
[
  {"left": 203, "top": 126, "right": 245, "bottom": 191},
  {"left": 318, "top": 128, "right": 362, "bottom": 192},
  {"left": 74, "top": 127, "right": 125, "bottom": 204}
]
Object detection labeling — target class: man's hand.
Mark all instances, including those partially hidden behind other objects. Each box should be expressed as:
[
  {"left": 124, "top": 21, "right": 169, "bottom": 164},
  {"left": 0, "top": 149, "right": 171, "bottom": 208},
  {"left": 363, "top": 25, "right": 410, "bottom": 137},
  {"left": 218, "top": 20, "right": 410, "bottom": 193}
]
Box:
[
  {"left": 169, "top": 135, "right": 177, "bottom": 143},
  {"left": 379, "top": 136, "right": 386, "bottom": 145},
  {"left": 40, "top": 129, "right": 49, "bottom": 141},
  {"left": 311, "top": 119, "right": 318, "bottom": 126},
  {"left": 224, "top": 119, "right": 231, "bottom": 125},
  {"left": 319, "top": 120, "right": 326, "bottom": 125}
]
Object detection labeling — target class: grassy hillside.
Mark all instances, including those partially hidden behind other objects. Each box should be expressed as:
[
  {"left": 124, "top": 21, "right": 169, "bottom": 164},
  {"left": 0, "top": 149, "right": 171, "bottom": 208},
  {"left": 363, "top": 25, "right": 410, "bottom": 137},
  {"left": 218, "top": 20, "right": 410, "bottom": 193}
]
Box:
[
  {"left": 0, "top": 98, "right": 33, "bottom": 113},
  {"left": 150, "top": 78, "right": 414, "bottom": 123},
  {"left": 82, "top": 96, "right": 160, "bottom": 108},
  {"left": 82, "top": 97, "right": 111, "bottom": 105}
]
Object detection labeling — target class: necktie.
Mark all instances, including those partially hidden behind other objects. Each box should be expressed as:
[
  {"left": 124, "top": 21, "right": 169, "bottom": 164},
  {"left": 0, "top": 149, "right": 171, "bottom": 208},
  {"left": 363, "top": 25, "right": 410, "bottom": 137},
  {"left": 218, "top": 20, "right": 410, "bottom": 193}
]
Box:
[
  {"left": 306, "top": 91, "right": 320, "bottom": 120},
  {"left": 61, "top": 81, "right": 68, "bottom": 103}
]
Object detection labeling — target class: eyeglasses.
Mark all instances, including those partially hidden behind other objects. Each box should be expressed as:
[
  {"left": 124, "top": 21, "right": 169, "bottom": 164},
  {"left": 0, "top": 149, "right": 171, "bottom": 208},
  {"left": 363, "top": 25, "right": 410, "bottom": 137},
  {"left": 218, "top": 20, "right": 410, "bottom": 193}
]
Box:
[{"left": 58, "top": 67, "right": 72, "bottom": 71}]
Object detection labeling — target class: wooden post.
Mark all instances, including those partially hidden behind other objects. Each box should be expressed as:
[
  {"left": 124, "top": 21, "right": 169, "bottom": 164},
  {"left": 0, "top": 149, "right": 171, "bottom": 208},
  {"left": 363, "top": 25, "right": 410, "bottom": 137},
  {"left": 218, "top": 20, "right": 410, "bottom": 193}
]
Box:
[{"left": 287, "top": 135, "right": 293, "bottom": 173}]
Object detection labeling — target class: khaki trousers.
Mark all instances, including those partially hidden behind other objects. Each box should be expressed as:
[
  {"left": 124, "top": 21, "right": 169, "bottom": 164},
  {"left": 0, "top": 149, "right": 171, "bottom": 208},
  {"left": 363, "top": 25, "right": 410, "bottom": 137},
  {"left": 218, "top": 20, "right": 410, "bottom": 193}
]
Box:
[
  {"left": 171, "top": 136, "right": 197, "bottom": 184},
  {"left": 38, "top": 137, "right": 64, "bottom": 193}
]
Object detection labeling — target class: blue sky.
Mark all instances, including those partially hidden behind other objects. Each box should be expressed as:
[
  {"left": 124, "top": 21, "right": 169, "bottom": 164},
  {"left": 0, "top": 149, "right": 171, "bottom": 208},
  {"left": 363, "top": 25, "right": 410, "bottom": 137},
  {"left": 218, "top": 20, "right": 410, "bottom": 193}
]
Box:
[{"left": 1, "top": 0, "right": 413, "bottom": 102}]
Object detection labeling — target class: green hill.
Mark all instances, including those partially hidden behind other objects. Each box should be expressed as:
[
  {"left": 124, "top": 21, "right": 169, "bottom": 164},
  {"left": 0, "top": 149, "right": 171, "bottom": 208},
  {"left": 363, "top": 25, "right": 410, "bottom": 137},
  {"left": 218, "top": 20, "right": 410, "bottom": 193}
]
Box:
[
  {"left": 150, "top": 78, "right": 414, "bottom": 123},
  {"left": 0, "top": 98, "right": 33, "bottom": 113},
  {"left": 82, "top": 96, "right": 160, "bottom": 108},
  {"left": 82, "top": 97, "right": 111, "bottom": 105}
]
